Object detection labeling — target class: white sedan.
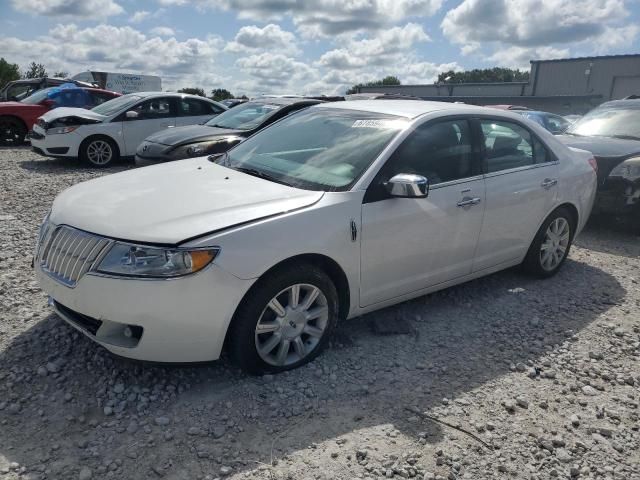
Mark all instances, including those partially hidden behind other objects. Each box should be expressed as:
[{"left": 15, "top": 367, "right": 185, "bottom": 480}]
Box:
[
  {"left": 34, "top": 100, "right": 597, "bottom": 373},
  {"left": 30, "top": 92, "right": 227, "bottom": 167}
]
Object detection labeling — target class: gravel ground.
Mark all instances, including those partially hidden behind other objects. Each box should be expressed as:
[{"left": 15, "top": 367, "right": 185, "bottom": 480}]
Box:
[{"left": 1, "top": 147, "right": 639, "bottom": 480}]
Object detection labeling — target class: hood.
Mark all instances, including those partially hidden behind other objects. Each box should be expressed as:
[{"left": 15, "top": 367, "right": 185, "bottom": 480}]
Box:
[
  {"left": 39, "top": 107, "right": 107, "bottom": 123},
  {"left": 557, "top": 134, "right": 640, "bottom": 179},
  {"left": 145, "top": 124, "right": 242, "bottom": 146},
  {"left": 50, "top": 157, "right": 323, "bottom": 244},
  {"left": 0, "top": 101, "right": 27, "bottom": 109}
]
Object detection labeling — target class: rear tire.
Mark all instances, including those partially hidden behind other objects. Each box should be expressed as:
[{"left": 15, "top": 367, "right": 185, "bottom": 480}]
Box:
[
  {"left": 522, "top": 207, "right": 575, "bottom": 278},
  {"left": 0, "top": 116, "right": 27, "bottom": 146},
  {"left": 229, "top": 263, "right": 339, "bottom": 375},
  {"left": 79, "top": 136, "right": 119, "bottom": 167}
]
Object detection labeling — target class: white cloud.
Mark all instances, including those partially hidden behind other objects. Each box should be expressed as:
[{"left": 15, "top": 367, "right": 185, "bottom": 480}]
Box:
[
  {"left": 235, "top": 52, "right": 315, "bottom": 90},
  {"left": 130, "top": 10, "right": 150, "bottom": 23},
  {"left": 149, "top": 26, "right": 176, "bottom": 37},
  {"left": 225, "top": 24, "right": 300, "bottom": 55},
  {"left": 488, "top": 46, "right": 570, "bottom": 70},
  {"left": 11, "top": 0, "right": 124, "bottom": 18}
]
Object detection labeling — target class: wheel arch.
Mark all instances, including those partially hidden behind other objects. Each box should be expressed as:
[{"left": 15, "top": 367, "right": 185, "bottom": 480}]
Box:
[
  {"left": 0, "top": 114, "right": 28, "bottom": 131},
  {"left": 223, "top": 253, "right": 351, "bottom": 349},
  {"left": 80, "top": 134, "right": 121, "bottom": 158},
  {"left": 554, "top": 202, "right": 579, "bottom": 233}
]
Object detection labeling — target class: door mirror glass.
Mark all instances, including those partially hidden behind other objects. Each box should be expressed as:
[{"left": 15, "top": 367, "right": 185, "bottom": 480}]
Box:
[
  {"left": 125, "top": 110, "right": 139, "bottom": 119},
  {"left": 385, "top": 173, "right": 429, "bottom": 198}
]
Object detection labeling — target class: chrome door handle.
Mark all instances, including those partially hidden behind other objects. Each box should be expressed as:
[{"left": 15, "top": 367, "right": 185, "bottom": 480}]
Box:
[
  {"left": 457, "top": 197, "right": 482, "bottom": 207},
  {"left": 541, "top": 178, "right": 558, "bottom": 189}
]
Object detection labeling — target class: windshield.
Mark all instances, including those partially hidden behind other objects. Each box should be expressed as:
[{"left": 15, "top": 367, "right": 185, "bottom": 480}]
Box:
[
  {"left": 567, "top": 106, "right": 640, "bottom": 139},
  {"left": 206, "top": 101, "right": 283, "bottom": 130},
  {"left": 216, "top": 108, "right": 408, "bottom": 191},
  {"left": 92, "top": 94, "right": 143, "bottom": 116},
  {"left": 21, "top": 88, "right": 55, "bottom": 104}
]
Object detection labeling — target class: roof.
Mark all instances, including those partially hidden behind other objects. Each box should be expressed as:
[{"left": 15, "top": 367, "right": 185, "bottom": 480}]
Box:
[
  {"left": 124, "top": 91, "right": 219, "bottom": 101},
  {"left": 313, "top": 99, "right": 485, "bottom": 118},
  {"left": 599, "top": 99, "right": 640, "bottom": 109},
  {"left": 249, "top": 97, "right": 323, "bottom": 106},
  {"left": 531, "top": 53, "right": 640, "bottom": 64}
]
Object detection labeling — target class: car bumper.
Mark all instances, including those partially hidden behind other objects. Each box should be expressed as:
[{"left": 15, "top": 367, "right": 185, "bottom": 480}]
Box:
[
  {"left": 30, "top": 127, "right": 82, "bottom": 158},
  {"left": 594, "top": 178, "right": 640, "bottom": 215},
  {"left": 134, "top": 155, "right": 168, "bottom": 167},
  {"left": 35, "top": 260, "right": 255, "bottom": 362}
]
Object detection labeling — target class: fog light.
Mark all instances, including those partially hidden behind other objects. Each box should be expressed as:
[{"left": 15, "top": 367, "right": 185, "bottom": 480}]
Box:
[{"left": 123, "top": 326, "right": 133, "bottom": 338}]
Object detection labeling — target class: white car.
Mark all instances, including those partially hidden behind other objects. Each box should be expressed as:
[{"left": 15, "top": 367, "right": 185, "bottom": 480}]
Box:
[
  {"left": 34, "top": 100, "right": 597, "bottom": 374},
  {"left": 30, "top": 92, "right": 227, "bottom": 167}
]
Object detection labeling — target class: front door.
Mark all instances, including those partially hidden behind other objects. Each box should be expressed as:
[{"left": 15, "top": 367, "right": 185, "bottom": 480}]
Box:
[
  {"left": 122, "top": 97, "right": 176, "bottom": 155},
  {"left": 473, "top": 118, "right": 559, "bottom": 271},
  {"left": 175, "top": 97, "right": 225, "bottom": 127},
  {"left": 360, "top": 118, "right": 486, "bottom": 307}
]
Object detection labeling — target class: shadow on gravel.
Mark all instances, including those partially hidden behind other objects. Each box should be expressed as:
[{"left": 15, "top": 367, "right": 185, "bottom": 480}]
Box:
[
  {"left": 0, "top": 259, "right": 625, "bottom": 478},
  {"left": 576, "top": 215, "right": 640, "bottom": 259},
  {"left": 18, "top": 157, "right": 134, "bottom": 174}
]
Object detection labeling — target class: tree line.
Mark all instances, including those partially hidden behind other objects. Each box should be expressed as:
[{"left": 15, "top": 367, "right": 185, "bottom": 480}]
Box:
[
  {"left": 0, "top": 58, "right": 69, "bottom": 89},
  {"left": 176, "top": 87, "right": 248, "bottom": 102}
]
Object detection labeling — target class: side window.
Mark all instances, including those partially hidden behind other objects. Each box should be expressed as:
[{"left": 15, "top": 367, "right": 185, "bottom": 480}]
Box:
[
  {"left": 57, "top": 90, "right": 89, "bottom": 108},
  {"left": 382, "top": 119, "right": 474, "bottom": 185},
  {"left": 132, "top": 98, "right": 172, "bottom": 119},
  {"left": 481, "top": 120, "right": 536, "bottom": 173},
  {"left": 90, "top": 92, "right": 115, "bottom": 107},
  {"left": 546, "top": 115, "right": 570, "bottom": 134},
  {"left": 179, "top": 98, "right": 216, "bottom": 116},
  {"left": 533, "top": 136, "right": 553, "bottom": 164}
]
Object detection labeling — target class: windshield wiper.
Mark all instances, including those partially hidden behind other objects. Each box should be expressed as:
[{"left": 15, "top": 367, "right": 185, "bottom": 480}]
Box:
[
  {"left": 233, "top": 166, "right": 291, "bottom": 186},
  {"left": 612, "top": 134, "right": 640, "bottom": 141}
]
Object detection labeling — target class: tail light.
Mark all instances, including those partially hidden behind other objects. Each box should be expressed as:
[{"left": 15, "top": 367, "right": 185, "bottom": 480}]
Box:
[{"left": 588, "top": 157, "right": 598, "bottom": 173}]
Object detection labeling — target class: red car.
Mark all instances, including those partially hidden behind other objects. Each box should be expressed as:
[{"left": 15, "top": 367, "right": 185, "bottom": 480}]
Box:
[{"left": 0, "top": 85, "right": 120, "bottom": 146}]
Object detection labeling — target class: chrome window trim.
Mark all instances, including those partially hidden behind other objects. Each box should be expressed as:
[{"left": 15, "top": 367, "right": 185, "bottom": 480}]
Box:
[
  {"left": 429, "top": 174, "right": 485, "bottom": 190},
  {"left": 483, "top": 160, "right": 559, "bottom": 179}
]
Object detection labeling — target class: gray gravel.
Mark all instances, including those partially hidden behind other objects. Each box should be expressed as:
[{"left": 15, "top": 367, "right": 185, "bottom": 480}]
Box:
[{"left": 1, "top": 147, "right": 639, "bottom": 480}]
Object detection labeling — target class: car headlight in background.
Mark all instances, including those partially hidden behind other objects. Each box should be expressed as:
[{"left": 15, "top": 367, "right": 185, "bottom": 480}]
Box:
[
  {"left": 170, "top": 138, "right": 242, "bottom": 159},
  {"left": 96, "top": 243, "right": 220, "bottom": 278},
  {"left": 609, "top": 157, "right": 640, "bottom": 181},
  {"left": 46, "top": 126, "right": 78, "bottom": 135}
]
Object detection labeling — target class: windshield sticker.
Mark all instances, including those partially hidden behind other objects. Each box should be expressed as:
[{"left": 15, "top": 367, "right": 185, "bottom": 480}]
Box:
[{"left": 352, "top": 119, "right": 406, "bottom": 129}]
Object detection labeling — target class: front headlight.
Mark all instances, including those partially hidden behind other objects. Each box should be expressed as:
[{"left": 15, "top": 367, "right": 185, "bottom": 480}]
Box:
[
  {"left": 609, "top": 157, "right": 640, "bottom": 181},
  {"left": 96, "top": 242, "right": 220, "bottom": 278},
  {"left": 171, "top": 138, "right": 238, "bottom": 159},
  {"left": 46, "top": 126, "right": 78, "bottom": 135}
]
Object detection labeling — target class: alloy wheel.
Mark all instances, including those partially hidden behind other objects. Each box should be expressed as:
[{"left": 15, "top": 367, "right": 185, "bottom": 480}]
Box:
[
  {"left": 86, "top": 140, "right": 113, "bottom": 166},
  {"left": 540, "top": 217, "right": 570, "bottom": 271},
  {"left": 254, "top": 283, "right": 329, "bottom": 367}
]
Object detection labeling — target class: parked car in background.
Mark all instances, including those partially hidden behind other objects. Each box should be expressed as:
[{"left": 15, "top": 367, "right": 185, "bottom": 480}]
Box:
[
  {"left": 564, "top": 114, "right": 582, "bottom": 124},
  {"left": 71, "top": 71, "right": 162, "bottom": 94},
  {"left": 30, "top": 92, "right": 226, "bottom": 166},
  {"left": 487, "top": 104, "right": 531, "bottom": 111},
  {"left": 135, "top": 97, "right": 321, "bottom": 166},
  {"left": 516, "top": 110, "right": 572, "bottom": 134},
  {"left": 559, "top": 98, "right": 640, "bottom": 217},
  {"left": 0, "top": 77, "right": 95, "bottom": 102},
  {"left": 346, "top": 93, "right": 422, "bottom": 101},
  {"left": 35, "top": 100, "right": 596, "bottom": 373},
  {"left": 220, "top": 98, "right": 248, "bottom": 108},
  {"left": 0, "top": 84, "right": 120, "bottom": 146}
]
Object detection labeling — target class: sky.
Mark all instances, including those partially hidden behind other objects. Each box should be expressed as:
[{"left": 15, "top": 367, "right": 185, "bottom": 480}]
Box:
[{"left": 1, "top": 0, "right": 639, "bottom": 96}]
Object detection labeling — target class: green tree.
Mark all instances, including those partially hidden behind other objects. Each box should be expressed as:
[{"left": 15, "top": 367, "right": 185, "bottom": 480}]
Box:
[
  {"left": 437, "top": 68, "right": 529, "bottom": 84},
  {"left": 0, "top": 57, "right": 21, "bottom": 90},
  {"left": 346, "top": 75, "right": 401, "bottom": 94},
  {"left": 210, "top": 88, "right": 234, "bottom": 101},
  {"left": 177, "top": 87, "right": 206, "bottom": 97},
  {"left": 53, "top": 70, "right": 69, "bottom": 78},
  {"left": 23, "top": 62, "right": 47, "bottom": 79}
]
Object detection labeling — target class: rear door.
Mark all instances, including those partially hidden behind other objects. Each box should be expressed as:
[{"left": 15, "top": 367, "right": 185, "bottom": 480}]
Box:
[
  {"left": 175, "top": 97, "right": 225, "bottom": 127},
  {"left": 121, "top": 97, "right": 176, "bottom": 155},
  {"left": 473, "top": 118, "right": 559, "bottom": 271}
]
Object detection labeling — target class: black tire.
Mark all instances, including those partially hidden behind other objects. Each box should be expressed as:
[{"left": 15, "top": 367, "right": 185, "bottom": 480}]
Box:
[
  {"left": 229, "top": 263, "right": 339, "bottom": 375},
  {"left": 0, "top": 116, "right": 27, "bottom": 146},
  {"left": 522, "top": 206, "right": 575, "bottom": 278},
  {"left": 79, "top": 136, "right": 119, "bottom": 167}
]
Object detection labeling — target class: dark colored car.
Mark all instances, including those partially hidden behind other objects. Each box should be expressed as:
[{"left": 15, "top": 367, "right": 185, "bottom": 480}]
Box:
[
  {"left": 558, "top": 99, "right": 640, "bottom": 216},
  {"left": 516, "top": 110, "right": 572, "bottom": 134},
  {"left": 0, "top": 77, "right": 95, "bottom": 102},
  {"left": 346, "top": 93, "right": 422, "bottom": 101},
  {"left": 0, "top": 84, "right": 120, "bottom": 145},
  {"left": 135, "top": 97, "right": 323, "bottom": 166}
]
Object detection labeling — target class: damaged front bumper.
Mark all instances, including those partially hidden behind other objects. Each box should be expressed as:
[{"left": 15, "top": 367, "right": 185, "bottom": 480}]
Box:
[{"left": 594, "top": 178, "right": 640, "bottom": 215}]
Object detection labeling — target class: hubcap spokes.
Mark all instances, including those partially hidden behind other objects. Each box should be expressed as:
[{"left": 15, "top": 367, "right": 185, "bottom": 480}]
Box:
[
  {"left": 87, "top": 141, "right": 112, "bottom": 165},
  {"left": 255, "top": 283, "right": 328, "bottom": 367},
  {"left": 540, "top": 217, "right": 570, "bottom": 271}
]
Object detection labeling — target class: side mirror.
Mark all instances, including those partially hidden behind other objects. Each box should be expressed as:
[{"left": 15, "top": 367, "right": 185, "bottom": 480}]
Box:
[
  {"left": 385, "top": 173, "right": 429, "bottom": 198},
  {"left": 125, "top": 110, "right": 139, "bottom": 119},
  {"left": 41, "top": 99, "right": 56, "bottom": 109}
]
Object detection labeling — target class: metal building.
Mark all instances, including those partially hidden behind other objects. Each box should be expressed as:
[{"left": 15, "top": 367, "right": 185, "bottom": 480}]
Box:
[{"left": 358, "top": 54, "right": 640, "bottom": 114}]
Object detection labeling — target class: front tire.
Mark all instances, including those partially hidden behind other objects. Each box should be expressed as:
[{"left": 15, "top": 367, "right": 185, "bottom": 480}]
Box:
[
  {"left": 229, "top": 263, "right": 339, "bottom": 375},
  {"left": 0, "top": 116, "right": 27, "bottom": 146},
  {"left": 523, "top": 207, "right": 575, "bottom": 277},
  {"left": 80, "top": 136, "right": 119, "bottom": 167}
]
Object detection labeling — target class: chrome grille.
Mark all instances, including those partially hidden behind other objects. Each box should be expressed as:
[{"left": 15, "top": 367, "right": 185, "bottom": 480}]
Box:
[{"left": 38, "top": 224, "right": 112, "bottom": 287}]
